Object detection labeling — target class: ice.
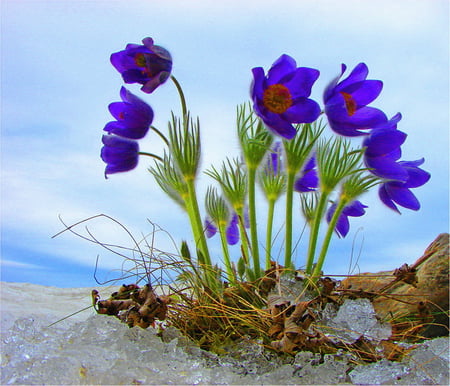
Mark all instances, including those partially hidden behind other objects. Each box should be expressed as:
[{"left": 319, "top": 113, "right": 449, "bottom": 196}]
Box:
[
  {"left": 1, "top": 282, "right": 448, "bottom": 385},
  {"left": 320, "top": 298, "right": 392, "bottom": 344}
]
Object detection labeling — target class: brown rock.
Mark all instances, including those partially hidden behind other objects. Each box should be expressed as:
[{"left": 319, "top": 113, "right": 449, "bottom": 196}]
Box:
[{"left": 340, "top": 233, "right": 449, "bottom": 339}]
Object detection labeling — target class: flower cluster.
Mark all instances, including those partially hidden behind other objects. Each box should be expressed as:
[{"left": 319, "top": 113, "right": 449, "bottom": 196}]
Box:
[
  {"left": 101, "top": 38, "right": 172, "bottom": 178},
  {"left": 100, "top": 38, "right": 430, "bottom": 287},
  {"left": 250, "top": 55, "right": 430, "bottom": 225}
]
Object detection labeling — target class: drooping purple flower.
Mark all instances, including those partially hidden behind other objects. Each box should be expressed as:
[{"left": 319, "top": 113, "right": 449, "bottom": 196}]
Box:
[
  {"left": 324, "top": 63, "right": 387, "bottom": 136},
  {"left": 205, "top": 218, "right": 217, "bottom": 238},
  {"left": 251, "top": 54, "right": 321, "bottom": 139},
  {"left": 294, "top": 155, "right": 318, "bottom": 192},
  {"left": 103, "top": 87, "right": 154, "bottom": 140},
  {"left": 225, "top": 214, "right": 240, "bottom": 245},
  {"left": 111, "top": 37, "right": 172, "bottom": 94},
  {"left": 378, "top": 158, "right": 430, "bottom": 213},
  {"left": 101, "top": 134, "right": 139, "bottom": 177},
  {"left": 205, "top": 213, "right": 240, "bottom": 245},
  {"left": 264, "top": 142, "right": 284, "bottom": 175},
  {"left": 363, "top": 113, "right": 408, "bottom": 181},
  {"left": 326, "top": 200, "right": 368, "bottom": 238}
]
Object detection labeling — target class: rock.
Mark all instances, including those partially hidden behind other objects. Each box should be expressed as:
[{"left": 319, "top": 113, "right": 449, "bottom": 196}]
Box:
[{"left": 340, "top": 233, "right": 449, "bottom": 338}]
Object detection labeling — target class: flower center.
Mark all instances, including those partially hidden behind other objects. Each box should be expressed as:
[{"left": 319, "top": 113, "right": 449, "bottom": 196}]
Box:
[
  {"left": 340, "top": 92, "right": 357, "bottom": 116},
  {"left": 134, "top": 53, "right": 153, "bottom": 77},
  {"left": 134, "top": 53, "right": 147, "bottom": 68},
  {"left": 263, "top": 84, "right": 293, "bottom": 114}
]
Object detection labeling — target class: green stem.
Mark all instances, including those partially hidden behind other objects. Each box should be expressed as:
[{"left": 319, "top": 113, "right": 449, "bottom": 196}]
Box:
[
  {"left": 170, "top": 75, "right": 187, "bottom": 119},
  {"left": 218, "top": 223, "right": 236, "bottom": 284},
  {"left": 138, "top": 152, "right": 163, "bottom": 162},
  {"left": 150, "top": 126, "right": 169, "bottom": 147},
  {"left": 247, "top": 167, "right": 260, "bottom": 278},
  {"left": 284, "top": 171, "right": 295, "bottom": 269},
  {"left": 311, "top": 198, "right": 347, "bottom": 281},
  {"left": 186, "top": 179, "right": 211, "bottom": 265},
  {"left": 237, "top": 209, "right": 251, "bottom": 274},
  {"left": 265, "top": 198, "right": 276, "bottom": 270},
  {"left": 185, "top": 178, "right": 216, "bottom": 290},
  {"left": 305, "top": 191, "right": 330, "bottom": 274}
]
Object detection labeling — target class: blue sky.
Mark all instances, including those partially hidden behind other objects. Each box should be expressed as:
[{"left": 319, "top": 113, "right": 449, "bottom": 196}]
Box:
[{"left": 1, "top": 0, "right": 449, "bottom": 288}]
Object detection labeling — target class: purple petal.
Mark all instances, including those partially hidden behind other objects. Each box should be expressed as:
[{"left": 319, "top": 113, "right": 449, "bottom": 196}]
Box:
[
  {"left": 282, "top": 98, "right": 321, "bottom": 124},
  {"left": 342, "top": 80, "right": 383, "bottom": 107},
  {"left": 364, "top": 129, "right": 407, "bottom": 157},
  {"left": 226, "top": 217, "right": 239, "bottom": 245},
  {"left": 374, "top": 113, "right": 402, "bottom": 130},
  {"left": 294, "top": 170, "right": 318, "bottom": 192},
  {"left": 141, "top": 71, "right": 171, "bottom": 93},
  {"left": 343, "top": 200, "right": 367, "bottom": 217},
  {"left": 335, "top": 214, "right": 350, "bottom": 238},
  {"left": 267, "top": 54, "right": 297, "bottom": 85},
  {"left": 323, "top": 64, "right": 347, "bottom": 103},
  {"left": 385, "top": 184, "right": 420, "bottom": 211},
  {"left": 101, "top": 135, "right": 139, "bottom": 176},
  {"left": 205, "top": 218, "right": 217, "bottom": 238},
  {"left": 378, "top": 184, "right": 400, "bottom": 213},
  {"left": 399, "top": 158, "right": 425, "bottom": 168},
  {"left": 365, "top": 156, "right": 409, "bottom": 181},
  {"left": 327, "top": 104, "right": 388, "bottom": 129},
  {"left": 335, "top": 63, "right": 369, "bottom": 92},
  {"left": 403, "top": 166, "right": 431, "bottom": 188},
  {"left": 261, "top": 111, "right": 297, "bottom": 139},
  {"left": 251, "top": 67, "right": 266, "bottom": 102},
  {"left": 303, "top": 155, "right": 316, "bottom": 172},
  {"left": 283, "top": 67, "right": 320, "bottom": 98}
]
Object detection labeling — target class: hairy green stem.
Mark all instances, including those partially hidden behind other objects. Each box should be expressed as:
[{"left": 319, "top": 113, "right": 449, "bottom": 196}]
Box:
[
  {"left": 150, "top": 126, "right": 170, "bottom": 147},
  {"left": 305, "top": 191, "right": 330, "bottom": 274},
  {"left": 237, "top": 209, "right": 251, "bottom": 274},
  {"left": 247, "top": 167, "right": 260, "bottom": 278},
  {"left": 185, "top": 179, "right": 215, "bottom": 288},
  {"left": 138, "top": 152, "right": 163, "bottom": 162},
  {"left": 284, "top": 171, "right": 295, "bottom": 269},
  {"left": 170, "top": 75, "right": 187, "bottom": 119},
  {"left": 217, "top": 224, "right": 236, "bottom": 284},
  {"left": 311, "top": 198, "right": 347, "bottom": 281},
  {"left": 265, "top": 198, "right": 276, "bottom": 270}
]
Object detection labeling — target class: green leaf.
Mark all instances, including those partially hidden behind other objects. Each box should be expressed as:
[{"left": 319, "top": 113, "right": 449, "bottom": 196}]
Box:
[
  {"left": 168, "top": 112, "right": 201, "bottom": 181},
  {"left": 180, "top": 240, "right": 191, "bottom": 263},
  {"left": 283, "top": 120, "right": 325, "bottom": 174},
  {"left": 148, "top": 153, "right": 187, "bottom": 208},
  {"left": 205, "top": 157, "right": 247, "bottom": 213},
  {"left": 300, "top": 192, "right": 319, "bottom": 224},
  {"left": 316, "top": 136, "right": 364, "bottom": 193},
  {"left": 237, "top": 102, "right": 274, "bottom": 169},
  {"left": 205, "top": 186, "right": 230, "bottom": 226}
]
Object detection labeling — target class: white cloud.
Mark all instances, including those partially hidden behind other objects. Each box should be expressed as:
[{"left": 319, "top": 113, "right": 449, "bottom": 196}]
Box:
[{"left": 1, "top": 259, "right": 44, "bottom": 270}]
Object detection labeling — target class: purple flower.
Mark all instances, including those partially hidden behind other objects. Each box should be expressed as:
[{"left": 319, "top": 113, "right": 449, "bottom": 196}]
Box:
[
  {"left": 264, "top": 142, "right": 284, "bottom": 175},
  {"left": 363, "top": 113, "right": 408, "bottom": 181},
  {"left": 101, "top": 134, "right": 139, "bottom": 177},
  {"left": 379, "top": 159, "right": 430, "bottom": 213},
  {"left": 103, "top": 87, "right": 154, "bottom": 139},
  {"left": 205, "top": 214, "right": 240, "bottom": 245},
  {"left": 327, "top": 200, "right": 368, "bottom": 238},
  {"left": 111, "top": 37, "right": 172, "bottom": 94},
  {"left": 251, "top": 54, "right": 321, "bottom": 139},
  {"left": 324, "top": 63, "right": 387, "bottom": 136},
  {"left": 294, "top": 155, "right": 318, "bottom": 192}
]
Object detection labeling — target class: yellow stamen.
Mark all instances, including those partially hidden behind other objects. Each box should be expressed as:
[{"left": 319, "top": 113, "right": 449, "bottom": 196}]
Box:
[
  {"left": 263, "top": 84, "right": 293, "bottom": 114},
  {"left": 340, "top": 92, "right": 357, "bottom": 116}
]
